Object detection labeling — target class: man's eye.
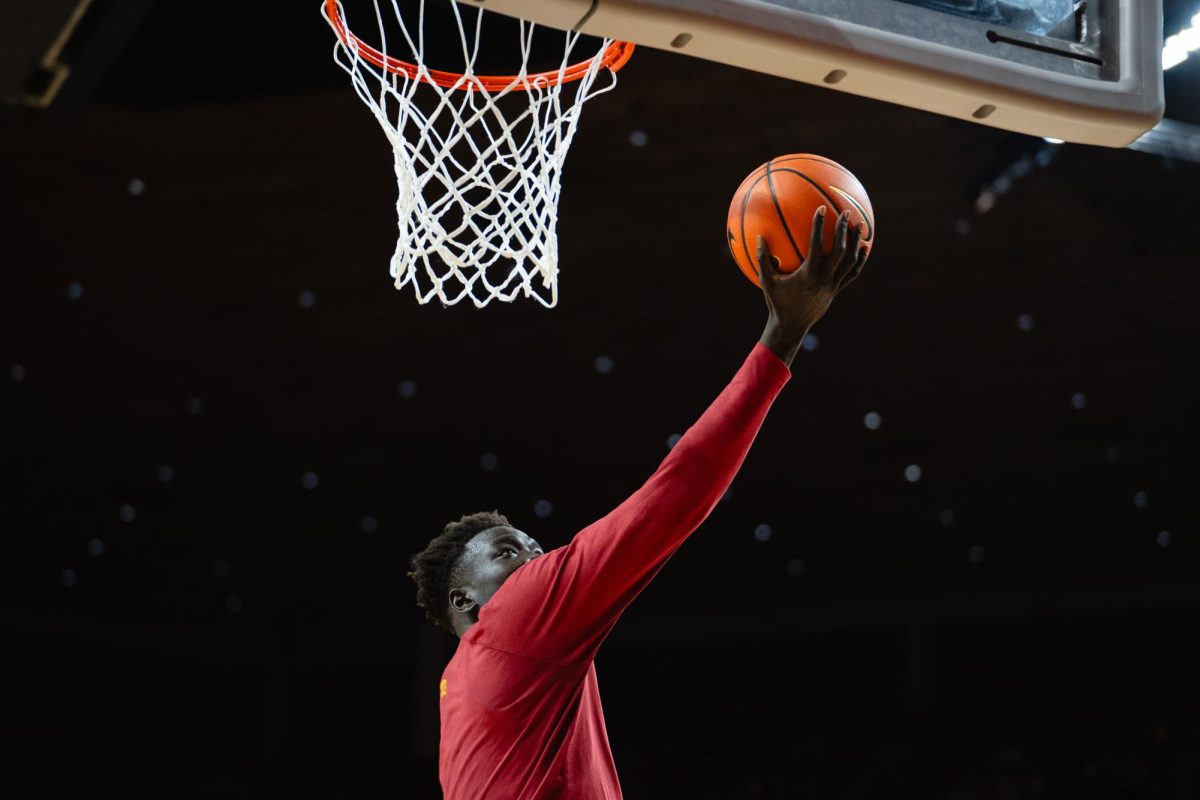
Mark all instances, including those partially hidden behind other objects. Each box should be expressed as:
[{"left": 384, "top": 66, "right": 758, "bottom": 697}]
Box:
[{"left": 498, "top": 547, "right": 516, "bottom": 557}]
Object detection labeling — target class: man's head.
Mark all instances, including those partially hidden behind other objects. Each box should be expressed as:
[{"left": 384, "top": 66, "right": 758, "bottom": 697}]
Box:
[{"left": 408, "top": 511, "right": 544, "bottom": 637}]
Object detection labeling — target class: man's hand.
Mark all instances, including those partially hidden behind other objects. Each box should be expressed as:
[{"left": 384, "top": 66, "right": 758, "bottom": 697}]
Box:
[{"left": 757, "top": 206, "right": 868, "bottom": 367}]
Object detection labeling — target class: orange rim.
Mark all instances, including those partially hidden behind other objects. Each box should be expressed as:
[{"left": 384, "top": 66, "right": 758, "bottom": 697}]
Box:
[{"left": 324, "top": 0, "right": 635, "bottom": 91}]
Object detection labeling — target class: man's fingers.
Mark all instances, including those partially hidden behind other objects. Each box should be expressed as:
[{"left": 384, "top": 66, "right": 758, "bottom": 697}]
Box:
[
  {"left": 848, "top": 218, "right": 863, "bottom": 253},
  {"left": 755, "top": 235, "right": 777, "bottom": 285},
  {"left": 836, "top": 243, "right": 869, "bottom": 292},
  {"left": 833, "top": 222, "right": 864, "bottom": 287},
  {"left": 822, "top": 210, "right": 851, "bottom": 280},
  {"left": 804, "top": 206, "right": 827, "bottom": 275}
]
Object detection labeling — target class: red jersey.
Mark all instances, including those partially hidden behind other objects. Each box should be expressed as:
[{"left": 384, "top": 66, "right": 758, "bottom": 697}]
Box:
[{"left": 438, "top": 344, "right": 791, "bottom": 799}]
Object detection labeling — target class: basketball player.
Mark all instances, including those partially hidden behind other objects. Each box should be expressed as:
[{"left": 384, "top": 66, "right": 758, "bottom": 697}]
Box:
[{"left": 409, "top": 208, "right": 869, "bottom": 799}]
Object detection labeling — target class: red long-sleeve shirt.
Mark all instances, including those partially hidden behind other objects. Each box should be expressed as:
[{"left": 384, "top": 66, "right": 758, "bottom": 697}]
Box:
[{"left": 438, "top": 343, "right": 791, "bottom": 800}]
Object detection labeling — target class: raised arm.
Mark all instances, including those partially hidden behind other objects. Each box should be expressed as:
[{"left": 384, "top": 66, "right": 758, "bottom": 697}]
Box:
[{"left": 473, "top": 209, "right": 868, "bottom": 665}]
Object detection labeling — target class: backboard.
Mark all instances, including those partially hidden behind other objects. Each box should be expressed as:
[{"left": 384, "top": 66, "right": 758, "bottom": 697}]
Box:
[{"left": 468, "top": 0, "right": 1164, "bottom": 146}]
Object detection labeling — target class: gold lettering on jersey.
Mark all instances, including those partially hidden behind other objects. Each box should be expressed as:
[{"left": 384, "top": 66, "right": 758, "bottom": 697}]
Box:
[{"left": 439, "top": 678, "right": 448, "bottom": 699}]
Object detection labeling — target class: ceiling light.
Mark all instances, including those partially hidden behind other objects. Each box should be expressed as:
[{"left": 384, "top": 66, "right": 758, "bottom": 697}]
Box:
[{"left": 1163, "top": 12, "right": 1200, "bottom": 70}]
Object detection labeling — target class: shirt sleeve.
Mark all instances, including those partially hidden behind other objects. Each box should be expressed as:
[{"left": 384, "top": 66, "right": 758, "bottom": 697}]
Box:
[{"left": 468, "top": 343, "right": 791, "bottom": 666}]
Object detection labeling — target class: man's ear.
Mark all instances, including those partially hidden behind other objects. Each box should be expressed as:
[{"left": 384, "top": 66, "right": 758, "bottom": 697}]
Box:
[{"left": 449, "top": 587, "right": 477, "bottom": 614}]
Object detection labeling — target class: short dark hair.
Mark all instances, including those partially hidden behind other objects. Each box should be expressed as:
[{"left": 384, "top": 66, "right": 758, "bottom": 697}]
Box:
[{"left": 408, "top": 511, "right": 510, "bottom": 632}]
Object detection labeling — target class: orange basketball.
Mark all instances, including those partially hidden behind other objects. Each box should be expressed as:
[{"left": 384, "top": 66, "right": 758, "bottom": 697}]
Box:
[{"left": 727, "top": 154, "right": 875, "bottom": 287}]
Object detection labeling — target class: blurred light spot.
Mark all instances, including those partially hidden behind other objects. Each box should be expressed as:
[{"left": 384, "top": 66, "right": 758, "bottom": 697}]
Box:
[
  {"left": 939, "top": 508, "right": 956, "bottom": 526},
  {"left": 480, "top": 452, "right": 499, "bottom": 471},
  {"left": 119, "top": 504, "right": 137, "bottom": 523},
  {"left": 397, "top": 380, "right": 417, "bottom": 399},
  {"left": 1016, "top": 313, "right": 1035, "bottom": 332},
  {"left": 786, "top": 558, "right": 805, "bottom": 577},
  {"left": 1104, "top": 446, "right": 1120, "bottom": 464},
  {"left": 801, "top": 333, "right": 819, "bottom": 352},
  {"left": 974, "top": 191, "right": 996, "bottom": 214},
  {"left": 1010, "top": 156, "right": 1032, "bottom": 177},
  {"left": 904, "top": 464, "right": 923, "bottom": 483},
  {"left": 533, "top": 499, "right": 553, "bottom": 518},
  {"left": 993, "top": 175, "right": 1013, "bottom": 194},
  {"left": 298, "top": 290, "right": 316, "bottom": 309},
  {"left": 225, "top": 595, "right": 242, "bottom": 613},
  {"left": 1161, "top": 13, "right": 1200, "bottom": 69},
  {"left": 1035, "top": 147, "right": 1054, "bottom": 168},
  {"left": 721, "top": 487, "right": 734, "bottom": 502},
  {"left": 1070, "top": 392, "right": 1087, "bottom": 410},
  {"left": 628, "top": 130, "right": 648, "bottom": 147},
  {"left": 666, "top": 433, "right": 681, "bottom": 449},
  {"left": 1156, "top": 530, "right": 1171, "bottom": 547},
  {"left": 61, "top": 569, "right": 78, "bottom": 588},
  {"left": 213, "top": 560, "right": 231, "bottom": 578},
  {"left": 185, "top": 396, "right": 204, "bottom": 415},
  {"left": 360, "top": 515, "right": 379, "bottom": 534},
  {"left": 127, "top": 178, "right": 146, "bottom": 195},
  {"left": 1133, "top": 491, "right": 1149, "bottom": 509},
  {"left": 87, "top": 538, "right": 105, "bottom": 557},
  {"left": 955, "top": 218, "right": 971, "bottom": 236},
  {"left": 301, "top": 471, "right": 320, "bottom": 490},
  {"left": 66, "top": 282, "right": 84, "bottom": 300},
  {"left": 157, "top": 464, "right": 174, "bottom": 483},
  {"left": 968, "top": 545, "right": 985, "bottom": 563},
  {"left": 11, "top": 364, "right": 26, "bottom": 383},
  {"left": 593, "top": 355, "right": 614, "bottom": 375},
  {"left": 754, "top": 524, "right": 773, "bottom": 542},
  {"left": 1162, "top": 13, "right": 1200, "bottom": 69},
  {"left": 863, "top": 411, "right": 881, "bottom": 430},
  {"left": 1043, "top": 137, "right": 1065, "bottom": 145}
]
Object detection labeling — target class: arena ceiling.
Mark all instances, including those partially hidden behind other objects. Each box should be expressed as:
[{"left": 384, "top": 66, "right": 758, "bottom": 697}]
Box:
[{"left": 2, "top": 5, "right": 1198, "bottom": 795}]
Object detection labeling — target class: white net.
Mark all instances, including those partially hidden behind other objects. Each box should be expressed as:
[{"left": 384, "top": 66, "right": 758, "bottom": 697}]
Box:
[{"left": 322, "top": 0, "right": 626, "bottom": 307}]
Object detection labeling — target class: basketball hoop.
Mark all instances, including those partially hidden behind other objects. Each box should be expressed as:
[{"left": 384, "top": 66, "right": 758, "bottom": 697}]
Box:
[{"left": 321, "top": 0, "right": 634, "bottom": 307}]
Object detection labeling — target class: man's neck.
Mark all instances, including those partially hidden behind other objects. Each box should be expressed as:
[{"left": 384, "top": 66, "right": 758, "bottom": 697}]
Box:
[{"left": 451, "top": 614, "right": 477, "bottom": 638}]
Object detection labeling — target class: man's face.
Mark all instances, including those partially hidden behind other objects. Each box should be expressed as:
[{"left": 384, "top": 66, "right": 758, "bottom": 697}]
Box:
[{"left": 448, "top": 526, "right": 544, "bottom": 620}]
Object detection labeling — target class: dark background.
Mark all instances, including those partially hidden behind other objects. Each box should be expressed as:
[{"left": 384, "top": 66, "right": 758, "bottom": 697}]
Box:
[{"left": 2, "top": 1, "right": 1199, "bottom": 798}]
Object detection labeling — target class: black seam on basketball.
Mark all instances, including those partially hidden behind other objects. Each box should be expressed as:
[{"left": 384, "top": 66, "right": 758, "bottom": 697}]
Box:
[
  {"left": 764, "top": 160, "right": 806, "bottom": 267},
  {"left": 768, "top": 168, "right": 845, "bottom": 222},
  {"left": 734, "top": 165, "right": 768, "bottom": 195},
  {"left": 739, "top": 176, "right": 759, "bottom": 279},
  {"left": 772, "top": 155, "right": 849, "bottom": 173},
  {"left": 772, "top": 158, "right": 873, "bottom": 233}
]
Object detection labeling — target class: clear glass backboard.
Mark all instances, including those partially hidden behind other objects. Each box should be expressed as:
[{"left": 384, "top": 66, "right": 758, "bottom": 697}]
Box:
[{"left": 893, "top": 0, "right": 1075, "bottom": 37}]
